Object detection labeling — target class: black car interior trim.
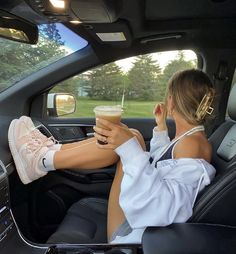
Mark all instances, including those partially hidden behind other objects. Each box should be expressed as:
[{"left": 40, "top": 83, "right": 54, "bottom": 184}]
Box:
[
  {"left": 142, "top": 223, "right": 236, "bottom": 254},
  {"left": 217, "top": 124, "right": 236, "bottom": 161}
]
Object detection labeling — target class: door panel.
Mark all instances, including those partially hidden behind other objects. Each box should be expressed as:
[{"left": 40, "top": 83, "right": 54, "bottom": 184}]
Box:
[{"left": 38, "top": 117, "right": 176, "bottom": 147}]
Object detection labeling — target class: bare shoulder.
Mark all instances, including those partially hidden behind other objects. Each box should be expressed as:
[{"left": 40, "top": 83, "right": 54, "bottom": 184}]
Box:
[{"left": 173, "top": 134, "right": 212, "bottom": 162}]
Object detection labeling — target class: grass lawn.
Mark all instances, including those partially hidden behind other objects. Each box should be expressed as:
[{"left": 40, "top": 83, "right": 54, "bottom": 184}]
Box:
[{"left": 69, "top": 98, "right": 158, "bottom": 118}]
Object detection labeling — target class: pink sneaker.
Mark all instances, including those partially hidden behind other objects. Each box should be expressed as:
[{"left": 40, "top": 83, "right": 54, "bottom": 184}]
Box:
[
  {"left": 19, "top": 116, "right": 59, "bottom": 150},
  {"left": 8, "top": 119, "right": 49, "bottom": 184}
]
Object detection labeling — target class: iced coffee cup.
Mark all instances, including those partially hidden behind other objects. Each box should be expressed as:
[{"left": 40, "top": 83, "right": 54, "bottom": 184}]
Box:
[{"left": 94, "top": 105, "right": 123, "bottom": 144}]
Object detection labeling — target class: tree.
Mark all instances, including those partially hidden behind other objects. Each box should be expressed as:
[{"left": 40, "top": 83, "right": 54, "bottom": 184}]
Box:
[
  {"left": 127, "top": 54, "right": 161, "bottom": 100},
  {"left": 0, "top": 24, "right": 66, "bottom": 90},
  {"left": 40, "top": 24, "right": 64, "bottom": 45},
  {"left": 86, "top": 63, "right": 125, "bottom": 100},
  {"left": 158, "top": 51, "right": 197, "bottom": 99},
  {"left": 51, "top": 73, "right": 91, "bottom": 98},
  {"left": 51, "top": 63, "right": 127, "bottom": 100}
]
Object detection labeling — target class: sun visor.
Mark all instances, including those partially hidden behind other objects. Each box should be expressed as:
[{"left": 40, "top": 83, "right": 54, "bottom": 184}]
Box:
[{"left": 85, "top": 21, "right": 131, "bottom": 47}]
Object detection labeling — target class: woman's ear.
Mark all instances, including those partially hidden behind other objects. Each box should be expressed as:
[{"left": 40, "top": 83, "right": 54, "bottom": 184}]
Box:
[{"left": 167, "top": 95, "right": 174, "bottom": 116}]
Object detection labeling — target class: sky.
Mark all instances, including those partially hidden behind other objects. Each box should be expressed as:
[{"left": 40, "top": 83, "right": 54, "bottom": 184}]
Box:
[
  {"left": 116, "top": 50, "right": 197, "bottom": 72},
  {"left": 41, "top": 23, "right": 88, "bottom": 52}
]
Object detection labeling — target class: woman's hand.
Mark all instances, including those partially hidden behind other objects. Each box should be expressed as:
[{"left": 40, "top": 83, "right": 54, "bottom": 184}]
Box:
[
  {"left": 93, "top": 119, "right": 134, "bottom": 149},
  {"left": 153, "top": 103, "right": 167, "bottom": 131}
]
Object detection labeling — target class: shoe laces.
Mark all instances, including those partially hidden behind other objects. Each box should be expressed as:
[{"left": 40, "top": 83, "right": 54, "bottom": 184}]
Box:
[
  {"left": 30, "top": 127, "right": 59, "bottom": 147},
  {"left": 22, "top": 121, "right": 59, "bottom": 147},
  {"left": 24, "top": 134, "right": 49, "bottom": 154}
]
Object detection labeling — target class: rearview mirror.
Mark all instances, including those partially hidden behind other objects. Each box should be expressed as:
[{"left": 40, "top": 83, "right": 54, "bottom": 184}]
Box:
[
  {"left": 47, "top": 93, "right": 76, "bottom": 117},
  {"left": 0, "top": 10, "right": 38, "bottom": 44}
]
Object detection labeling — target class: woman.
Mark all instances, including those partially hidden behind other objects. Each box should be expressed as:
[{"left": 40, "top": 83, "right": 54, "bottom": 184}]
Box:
[{"left": 8, "top": 69, "right": 216, "bottom": 244}]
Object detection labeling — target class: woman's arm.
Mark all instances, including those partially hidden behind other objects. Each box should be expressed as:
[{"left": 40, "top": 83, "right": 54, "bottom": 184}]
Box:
[
  {"left": 93, "top": 103, "right": 170, "bottom": 157},
  {"left": 153, "top": 103, "right": 167, "bottom": 132},
  {"left": 149, "top": 128, "right": 170, "bottom": 156},
  {"left": 150, "top": 103, "right": 170, "bottom": 156},
  {"left": 115, "top": 138, "right": 215, "bottom": 228}
]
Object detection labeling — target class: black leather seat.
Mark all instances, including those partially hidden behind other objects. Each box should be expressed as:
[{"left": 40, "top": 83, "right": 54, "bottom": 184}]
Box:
[
  {"left": 189, "top": 84, "right": 236, "bottom": 225},
  {"left": 48, "top": 85, "right": 236, "bottom": 244},
  {"left": 47, "top": 197, "right": 108, "bottom": 244}
]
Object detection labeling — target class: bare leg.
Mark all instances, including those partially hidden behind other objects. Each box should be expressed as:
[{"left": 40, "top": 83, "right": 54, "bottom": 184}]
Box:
[
  {"left": 107, "top": 129, "right": 146, "bottom": 242},
  {"left": 53, "top": 129, "right": 143, "bottom": 169},
  {"left": 107, "top": 161, "right": 125, "bottom": 241},
  {"left": 54, "top": 137, "right": 119, "bottom": 170},
  {"left": 60, "top": 140, "right": 92, "bottom": 150}
]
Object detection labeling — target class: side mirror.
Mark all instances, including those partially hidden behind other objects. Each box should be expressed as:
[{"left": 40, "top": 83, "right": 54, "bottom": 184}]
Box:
[
  {"left": 47, "top": 93, "right": 76, "bottom": 117},
  {"left": 0, "top": 10, "right": 38, "bottom": 44}
]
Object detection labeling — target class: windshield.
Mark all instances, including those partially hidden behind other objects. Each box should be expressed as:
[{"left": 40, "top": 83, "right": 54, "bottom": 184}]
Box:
[{"left": 0, "top": 23, "right": 88, "bottom": 92}]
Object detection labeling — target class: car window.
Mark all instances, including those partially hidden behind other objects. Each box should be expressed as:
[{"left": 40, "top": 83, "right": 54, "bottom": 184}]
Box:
[
  {"left": 49, "top": 50, "right": 197, "bottom": 118},
  {"left": 0, "top": 23, "right": 87, "bottom": 92}
]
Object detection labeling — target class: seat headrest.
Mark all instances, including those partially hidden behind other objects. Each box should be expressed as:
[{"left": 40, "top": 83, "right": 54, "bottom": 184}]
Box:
[{"left": 228, "top": 85, "right": 236, "bottom": 121}]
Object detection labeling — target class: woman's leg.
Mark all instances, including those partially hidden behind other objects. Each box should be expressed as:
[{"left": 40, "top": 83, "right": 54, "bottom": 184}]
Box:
[
  {"left": 54, "top": 137, "right": 119, "bottom": 170},
  {"left": 53, "top": 129, "right": 144, "bottom": 170},
  {"left": 60, "top": 140, "right": 92, "bottom": 150},
  {"left": 107, "top": 129, "right": 146, "bottom": 242},
  {"left": 107, "top": 160, "right": 125, "bottom": 241}
]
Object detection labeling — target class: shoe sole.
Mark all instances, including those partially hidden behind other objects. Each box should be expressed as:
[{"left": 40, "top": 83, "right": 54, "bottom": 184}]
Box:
[{"left": 8, "top": 119, "right": 31, "bottom": 184}]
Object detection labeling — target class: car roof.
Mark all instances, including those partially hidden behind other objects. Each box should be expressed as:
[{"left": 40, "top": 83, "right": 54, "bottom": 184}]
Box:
[{"left": 1, "top": 0, "right": 236, "bottom": 62}]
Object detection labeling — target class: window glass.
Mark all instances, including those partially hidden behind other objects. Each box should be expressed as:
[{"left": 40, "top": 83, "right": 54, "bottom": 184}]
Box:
[
  {"left": 0, "top": 23, "right": 87, "bottom": 92},
  {"left": 50, "top": 50, "right": 197, "bottom": 118}
]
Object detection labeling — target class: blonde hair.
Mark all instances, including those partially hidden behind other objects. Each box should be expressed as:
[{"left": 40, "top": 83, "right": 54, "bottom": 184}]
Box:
[{"left": 166, "top": 69, "right": 215, "bottom": 125}]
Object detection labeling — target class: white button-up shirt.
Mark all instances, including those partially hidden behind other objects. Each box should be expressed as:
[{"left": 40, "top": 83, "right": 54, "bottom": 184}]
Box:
[{"left": 111, "top": 129, "right": 216, "bottom": 244}]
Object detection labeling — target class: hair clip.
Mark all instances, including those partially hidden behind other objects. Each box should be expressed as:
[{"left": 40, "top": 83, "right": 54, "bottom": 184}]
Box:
[
  {"left": 206, "top": 106, "right": 214, "bottom": 115},
  {"left": 195, "top": 93, "right": 214, "bottom": 120}
]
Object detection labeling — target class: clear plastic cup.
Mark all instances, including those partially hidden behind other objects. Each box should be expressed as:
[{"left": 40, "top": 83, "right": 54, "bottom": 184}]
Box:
[{"left": 94, "top": 105, "right": 123, "bottom": 144}]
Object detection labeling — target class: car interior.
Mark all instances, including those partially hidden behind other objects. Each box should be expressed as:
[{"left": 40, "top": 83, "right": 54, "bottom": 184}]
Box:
[{"left": 0, "top": 0, "right": 236, "bottom": 254}]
